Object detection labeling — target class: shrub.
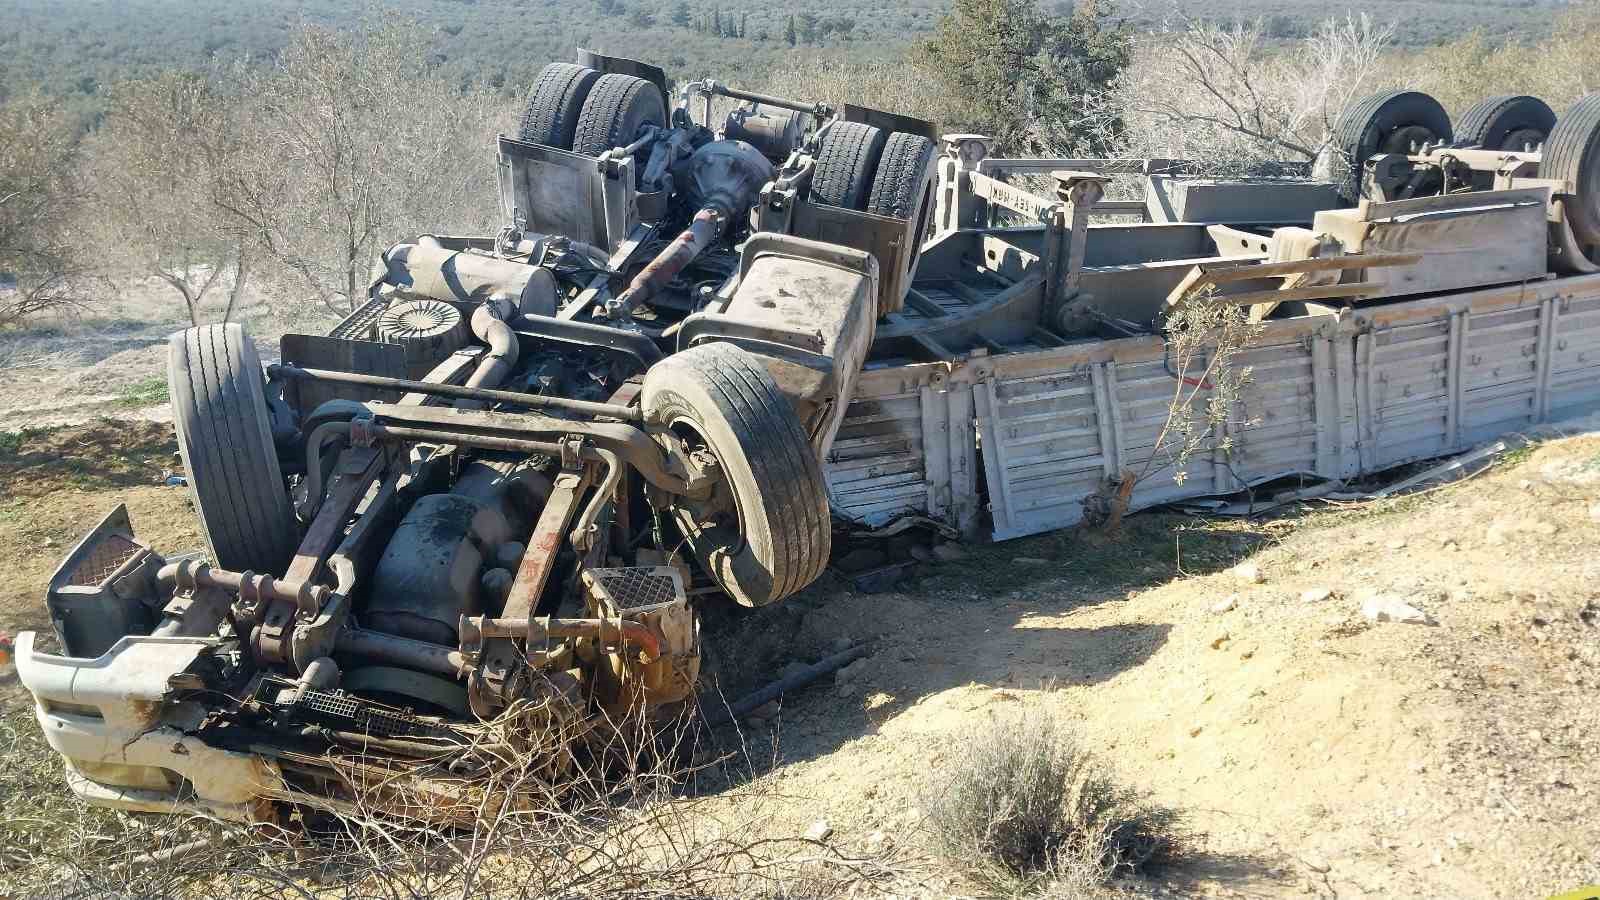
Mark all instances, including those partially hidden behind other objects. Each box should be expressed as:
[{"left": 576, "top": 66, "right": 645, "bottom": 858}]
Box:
[{"left": 920, "top": 711, "right": 1176, "bottom": 890}]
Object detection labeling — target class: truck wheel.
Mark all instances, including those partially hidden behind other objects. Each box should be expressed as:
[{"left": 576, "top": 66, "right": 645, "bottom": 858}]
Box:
[
  {"left": 642, "top": 343, "right": 830, "bottom": 607},
  {"left": 572, "top": 73, "right": 666, "bottom": 170},
  {"left": 1456, "top": 94, "right": 1555, "bottom": 151},
  {"left": 1540, "top": 94, "right": 1600, "bottom": 245},
  {"left": 169, "top": 323, "right": 299, "bottom": 574},
  {"left": 1326, "top": 90, "right": 1452, "bottom": 202},
  {"left": 518, "top": 63, "right": 600, "bottom": 149},
  {"left": 811, "top": 121, "right": 887, "bottom": 210}
]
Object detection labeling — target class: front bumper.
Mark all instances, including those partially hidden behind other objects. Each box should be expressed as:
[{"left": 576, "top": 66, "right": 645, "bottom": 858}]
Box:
[{"left": 16, "top": 631, "right": 281, "bottom": 822}]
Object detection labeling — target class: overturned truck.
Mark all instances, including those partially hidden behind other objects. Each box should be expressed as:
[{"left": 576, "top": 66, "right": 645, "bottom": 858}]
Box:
[{"left": 15, "top": 63, "right": 1600, "bottom": 822}]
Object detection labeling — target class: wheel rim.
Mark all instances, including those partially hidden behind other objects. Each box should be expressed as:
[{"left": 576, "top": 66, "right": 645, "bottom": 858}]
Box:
[{"left": 662, "top": 420, "right": 748, "bottom": 562}]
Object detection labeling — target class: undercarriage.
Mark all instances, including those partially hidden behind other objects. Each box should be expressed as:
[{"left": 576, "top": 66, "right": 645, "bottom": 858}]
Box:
[{"left": 17, "top": 65, "right": 1600, "bottom": 823}]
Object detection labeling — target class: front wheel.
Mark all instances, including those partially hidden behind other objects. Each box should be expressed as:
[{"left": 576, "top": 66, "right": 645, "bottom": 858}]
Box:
[{"left": 642, "top": 343, "right": 830, "bottom": 607}]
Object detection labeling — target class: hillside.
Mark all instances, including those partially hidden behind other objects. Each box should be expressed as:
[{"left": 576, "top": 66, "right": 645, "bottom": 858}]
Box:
[{"left": 0, "top": 0, "right": 1573, "bottom": 114}]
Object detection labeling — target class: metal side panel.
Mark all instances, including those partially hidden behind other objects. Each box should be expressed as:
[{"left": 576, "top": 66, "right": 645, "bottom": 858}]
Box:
[
  {"left": 1547, "top": 293, "right": 1600, "bottom": 421},
  {"left": 1359, "top": 314, "right": 1456, "bottom": 469},
  {"left": 1459, "top": 302, "right": 1543, "bottom": 445},
  {"left": 977, "top": 347, "right": 1103, "bottom": 540},
  {"left": 825, "top": 364, "right": 959, "bottom": 527}
]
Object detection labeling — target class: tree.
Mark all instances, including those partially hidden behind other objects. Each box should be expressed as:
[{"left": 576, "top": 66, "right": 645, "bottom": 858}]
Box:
[
  {"left": 1115, "top": 15, "right": 1392, "bottom": 169},
  {"left": 713, "top": 8, "right": 722, "bottom": 35},
  {"left": 739, "top": 12, "right": 748, "bottom": 38},
  {"left": 920, "top": 0, "right": 1130, "bottom": 155},
  {"left": 628, "top": 6, "right": 655, "bottom": 27},
  {"left": 798, "top": 11, "right": 819, "bottom": 44},
  {"left": 87, "top": 71, "right": 252, "bottom": 325},
  {"left": 670, "top": 1, "right": 691, "bottom": 28},
  {"left": 0, "top": 94, "right": 94, "bottom": 326},
  {"left": 215, "top": 23, "right": 502, "bottom": 312},
  {"left": 784, "top": 14, "right": 797, "bottom": 46}
]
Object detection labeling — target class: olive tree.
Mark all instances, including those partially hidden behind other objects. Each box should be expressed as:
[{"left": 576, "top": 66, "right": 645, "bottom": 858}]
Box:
[
  {"left": 919, "top": 0, "right": 1129, "bottom": 156},
  {"left": 86, "top": 70, "right": 253, "bottom": 325},
  {"left": 1114, "top": 16, "right": 1393, "bottom": 171},
  {"left": 216, "top": 22, "right": 506, "bottom": 312},
  {"left": 0, "top": 95, "right": 94, "bottom": 326}
]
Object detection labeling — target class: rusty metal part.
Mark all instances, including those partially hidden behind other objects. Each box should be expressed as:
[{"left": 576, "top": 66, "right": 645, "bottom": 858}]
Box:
[
  {"left": 335, "top": 628, "right": 470, "bottom": 678},
  {"left": 691, "top": 78, "right": 831, "bottom": 119},
  {"left": 608, "top": 207, "right": 725, "bottom": 317},
  {"left": 360, "top": 404, "right": 692, "bottom": 495},
  {"left": 270, "top": 364, "right": 641, "bottom": 421},
  {"left": 460, "top": 615, "right": 662, "bottom": 661},
  {"left": 253, "top": 448, "right": 386, "bottom": 667},
  {"left": 159, "top": 559, "right": 330, "bottom": 620},
  {"left": 469, "top": 467, "right": 593, "bottom": 717}
]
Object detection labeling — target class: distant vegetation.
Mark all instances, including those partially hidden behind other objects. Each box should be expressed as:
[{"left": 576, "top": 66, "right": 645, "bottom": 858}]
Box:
[{"left": 0, "top": 0, "right": 1573, "bottom": 121}]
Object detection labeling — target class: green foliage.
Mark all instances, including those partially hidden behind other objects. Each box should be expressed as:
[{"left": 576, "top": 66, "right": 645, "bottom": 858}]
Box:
[
  {"left": 117, "top": 376, "right": 170, "bottom": 408},
  {"left": 919, "top": 0, "right": 1129, "bottom": 155}
]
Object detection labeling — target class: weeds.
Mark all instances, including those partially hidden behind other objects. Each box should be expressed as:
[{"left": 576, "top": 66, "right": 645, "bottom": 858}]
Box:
[
  {"left": 920, "top": 711, "right": 1178, "bottom": 894},
  {"left": 116, "top": 375, "right": 168, "bottom": 408}
]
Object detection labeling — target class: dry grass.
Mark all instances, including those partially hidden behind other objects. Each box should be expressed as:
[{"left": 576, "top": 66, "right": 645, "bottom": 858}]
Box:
[{"left": 919, "top": 711, "right": 1178, "bottom": 896}]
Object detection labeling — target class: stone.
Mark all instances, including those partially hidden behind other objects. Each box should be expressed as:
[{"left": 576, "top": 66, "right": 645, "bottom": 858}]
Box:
[
  {"left": 836, "top": 682, "right": 857, "bottom": 699},
  {"left": 1210, "top": 595, "right": 1239, "bottom": 614},
  {"left": 836, "top": 658, "right": 869, "bottom": 683},
  {"left": 832, "top": 637, "right": 854, "bottom": 654},
  {"left": 746, "top": 700, "right": 780, "bottom": 721},
  {"left": 931, "top": 542, "right": 968, "bottom": 563},
  {"left": 780, "top": 661, "right": 811, "bottom": 681},
  {"left": 1388, "top": 538, "right": 1408, "bottom": 550},
  {"left": 1210, "top": 633, "right": 1230, "bottom": 650},
  {"left": 1231, "top": 563, "right": 1265, "bottom": 584},
  {"left": 1361, "top": 595, "right": 1434, "bottom": 625},
  {"left": 1188, "top": 725, "right": 1203, "bottom": 737},
  {"left": 806, "top": 819, "right": 833, "bottom": 842},
  {"left": 1300, "top": 587, "right": 1335, "bottom": 603}
]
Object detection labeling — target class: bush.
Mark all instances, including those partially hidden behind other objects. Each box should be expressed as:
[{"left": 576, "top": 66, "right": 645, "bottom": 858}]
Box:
[{"left": 920, "top": 711, "right": 1176, "bottom": 890}]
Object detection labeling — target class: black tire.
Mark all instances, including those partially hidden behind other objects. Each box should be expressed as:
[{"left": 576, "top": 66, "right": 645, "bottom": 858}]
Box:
[
  {"left": 169, "top": 324, "right": 300, "bottom": 573},
  {"left": 518, "top": 63, "right": 600, "bottom": 150},
  {"left": 642, "top": 343, "right": 830, "bottom": 607},
  {"left": 572, "top": 73, "right": 666, "bottom": 164},
  {"left": 1455, "top": 94, "right": 1555, "bottom": 151},
  {"left": 1327, "top": 90, "right": 1452, "bottom": 202},
  {"left": 811, "top": 121, "right": 887, "bottom": 210},
  {"left": 1544, "top": 93, "right": 1600, "bottom": 245},
  {"left": 866, "top": 132, "right": 936, "bottom": 219}
]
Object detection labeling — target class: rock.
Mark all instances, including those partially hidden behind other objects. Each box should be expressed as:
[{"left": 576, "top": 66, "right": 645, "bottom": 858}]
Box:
[
  {"left": 931, "top": 542, "right": 968, "bottom": 563},
  {"left": 1300, "top": 587, "right": 1335, "bottom": 603},
  {"left": 1012, "top": 556, "right": 1050, "bottom": 565},
  {"left": 836, "top": 658, "right": 869, "bottom": 683},
  {"left": 806, "top": 819, "right": 833, "bottom": 842},
  {"left": 1210, "top": 595, "right": 1239, "bottom": 614},
  {"left": 1188, "top": 725, "right": 1203, "bottom": 737},
  {"left": 780, "top": 661, "right": 811, "bottom": 681},
  {"left": 835, "top": 682, "right": 857, "bottom": 699},
  {"left": 1210, "top": 633, "right": 1230, "bottom": 650},
  {"left": 1238, "top": 646, "right": 1255, "bottom": 660},
  {"left": 746, "top": 700, "right": 780, "bottom": 721},
  {"left": 1231, "top": 563, "right": 1265, "bottom": 584},
  {"left": 831, "top": 637, "right": 854, "bottom": 654},
  {"left": 1387, "top": 538, "right": 1408, "bottom": 550},
  {"left": 1361, "top": 595, "right": 1434, "bottom": 625}
]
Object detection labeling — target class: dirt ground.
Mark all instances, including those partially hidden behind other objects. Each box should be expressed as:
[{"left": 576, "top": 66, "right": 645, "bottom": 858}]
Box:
[{"left": 2, "top": 303, "right": 1598, "bottom": 898}]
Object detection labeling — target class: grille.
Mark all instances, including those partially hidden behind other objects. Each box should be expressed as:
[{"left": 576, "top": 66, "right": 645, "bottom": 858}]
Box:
[
  {"left": 292, "top": 688, "right": 449, "bottom": 740},
  {"left": 64, "top": 534, "right": 141, "bottom": 587},
  {"left": 586, "top": 566, "right": 685, "bottom": 612}
]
